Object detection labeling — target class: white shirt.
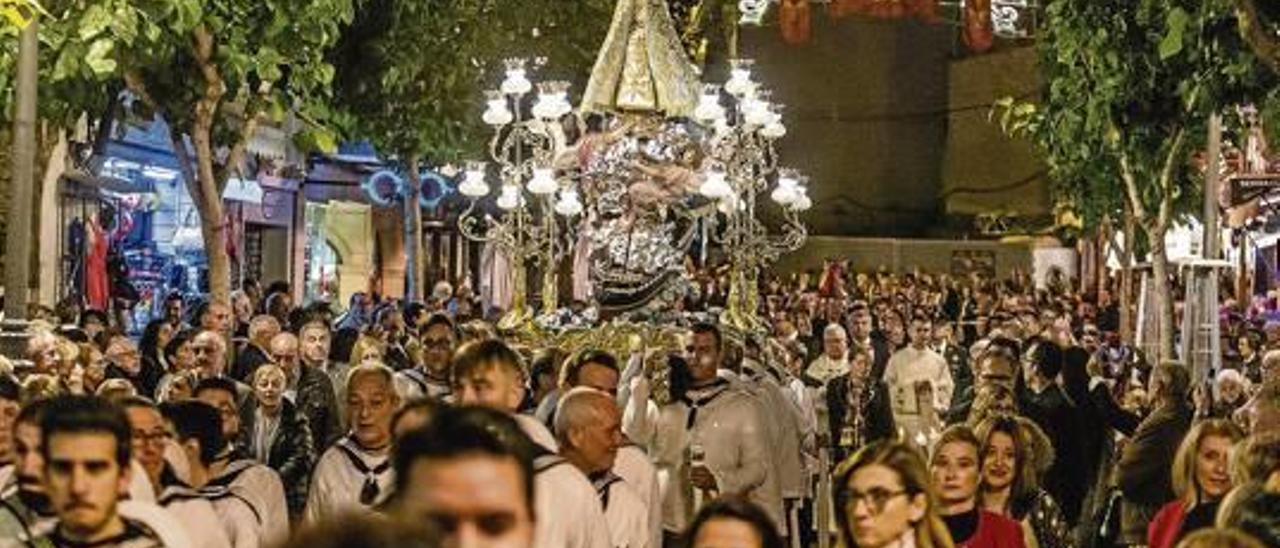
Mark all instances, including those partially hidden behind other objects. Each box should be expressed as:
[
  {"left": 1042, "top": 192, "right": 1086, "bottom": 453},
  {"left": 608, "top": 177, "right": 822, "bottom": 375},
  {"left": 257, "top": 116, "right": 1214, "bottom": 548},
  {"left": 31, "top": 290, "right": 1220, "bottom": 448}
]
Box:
[
  {"left": 516, "top": 413, "right": 561, "bottom": 453},
  {"left": 393, "top": 368, "right": 453, "bottom": 402},
  {"left": 806, "top": 355, "right": 849, "bottom": 385},
  {"left": 205, "top": 459, "right": 289, "bottom": 547},
  {"left": 614, "top": 446, "right": 662, "bottom": 548},
  {"left": 533, "top": 459, "right": 612, "bottom": 548},
  {"left": 204, "top": 486, "right": 262, "bottom": 548},
  {"left": 304, "top": 437, "right": 394, "bottom": 525},
  {"left": 883, "top": 346, "right": 955, "bottom": 412},
  {"left": 628, "top": 379, "right": 772, "bottom": 532},
  {"left": 117, "top": 500, "right": 196, "bottom": 548},
  {"left": 151, "top": 487, "right": 232, "bottom": 548},
  {"left": 601, "top": 478, "right": 651, "bottom": 548}
]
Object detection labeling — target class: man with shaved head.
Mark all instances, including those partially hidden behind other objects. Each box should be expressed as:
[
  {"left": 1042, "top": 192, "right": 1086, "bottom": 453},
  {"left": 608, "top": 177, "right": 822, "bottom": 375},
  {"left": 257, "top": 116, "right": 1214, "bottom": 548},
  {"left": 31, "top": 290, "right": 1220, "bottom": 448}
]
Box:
[
  {"left": 269, "top": 332, "right": 341, "bottom": 451},
  {"left": 555, "top": 387, "right": 652, "bottom": 548}
]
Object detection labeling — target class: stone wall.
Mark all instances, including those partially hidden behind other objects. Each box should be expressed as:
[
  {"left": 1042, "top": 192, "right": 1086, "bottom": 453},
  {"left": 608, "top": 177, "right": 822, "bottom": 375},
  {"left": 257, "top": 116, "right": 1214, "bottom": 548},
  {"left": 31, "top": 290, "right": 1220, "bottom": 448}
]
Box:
[{"left": 773, "top": 235, "right": 1034, "bottom": 277}]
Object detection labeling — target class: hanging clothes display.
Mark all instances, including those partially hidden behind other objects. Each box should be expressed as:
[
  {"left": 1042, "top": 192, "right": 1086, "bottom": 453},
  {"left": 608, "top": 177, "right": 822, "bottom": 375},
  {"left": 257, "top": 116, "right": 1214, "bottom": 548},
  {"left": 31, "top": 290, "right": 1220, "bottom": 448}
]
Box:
[
  {"left": 85, "top": 216, "right": 110, "bottom": 311},
  {"left": 65, "top": 218, "right": 87, "bottom": 301},
  {"left": 962, "top": 0, "right": 995, "bottom": 53}
]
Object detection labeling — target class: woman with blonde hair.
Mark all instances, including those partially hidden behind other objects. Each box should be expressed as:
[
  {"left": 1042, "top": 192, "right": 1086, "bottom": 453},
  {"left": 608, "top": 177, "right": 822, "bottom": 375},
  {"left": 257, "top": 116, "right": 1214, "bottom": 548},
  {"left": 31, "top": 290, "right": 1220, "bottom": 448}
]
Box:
[
  {"left": 349, "top": 334, "right": 387, "bottom": 370},
  {"left": 1147, "top": 419, "right": 1245, "bottom": 548},
  {"left": 929, "top": 425, "right": 1026, "bottom": 547},
  {"left": 973, "top": 414, "right": 1071, "bottom": 548},
  {"left": 834, "top": 439, "right": 953, "bottom": 548}
]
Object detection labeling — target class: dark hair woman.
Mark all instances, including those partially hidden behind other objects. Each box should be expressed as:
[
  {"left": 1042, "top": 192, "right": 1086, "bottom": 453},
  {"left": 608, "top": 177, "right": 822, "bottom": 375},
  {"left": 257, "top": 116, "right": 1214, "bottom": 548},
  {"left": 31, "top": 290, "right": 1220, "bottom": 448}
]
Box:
[
  {"left": 974, "top": 413, "right": 1071, "bottom": 548},
  {"left": 685, "top": 496, "right": 784, "bottom": 548}
]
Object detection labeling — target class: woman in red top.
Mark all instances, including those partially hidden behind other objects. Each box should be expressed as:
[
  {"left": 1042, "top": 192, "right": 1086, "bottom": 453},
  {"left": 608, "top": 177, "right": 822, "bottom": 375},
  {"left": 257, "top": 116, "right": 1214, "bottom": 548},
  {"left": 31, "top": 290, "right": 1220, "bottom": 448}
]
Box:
[
  {"left": 1147, "top": 419, "right": 1244, "bottom": 548},
  {"left": 930, "top": 426, "right": 1026, "bottom": 548}
]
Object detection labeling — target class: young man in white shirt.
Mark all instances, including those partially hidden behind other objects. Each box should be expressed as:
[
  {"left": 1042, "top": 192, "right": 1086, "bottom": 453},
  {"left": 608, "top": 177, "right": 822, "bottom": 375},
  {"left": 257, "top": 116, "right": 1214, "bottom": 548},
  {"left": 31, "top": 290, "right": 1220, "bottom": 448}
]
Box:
[{"left": 452, "top": 339, "right": 611, "bottom": 548}]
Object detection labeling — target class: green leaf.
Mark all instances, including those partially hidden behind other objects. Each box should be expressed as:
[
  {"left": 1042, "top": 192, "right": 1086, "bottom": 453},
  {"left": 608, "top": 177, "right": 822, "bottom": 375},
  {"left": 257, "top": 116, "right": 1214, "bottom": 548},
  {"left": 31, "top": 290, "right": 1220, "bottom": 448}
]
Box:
[
  {"left": 1158, "top": 7, "right": 1188, "bottom": 60},
  {"left": 85, "top": 38, "right": 117, "bottom": 75},
  {"left": 77, "top": 4, "right": 111, "bottom": 40}
]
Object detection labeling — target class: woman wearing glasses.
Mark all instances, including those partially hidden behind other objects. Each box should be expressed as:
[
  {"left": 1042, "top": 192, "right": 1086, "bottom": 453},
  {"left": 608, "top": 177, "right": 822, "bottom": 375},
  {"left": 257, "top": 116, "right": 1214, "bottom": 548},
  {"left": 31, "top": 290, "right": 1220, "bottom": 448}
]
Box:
[
  {"left": 930, "top": 425, "right": 1026, "bottom": 547},
  {"left": 973, "top": 414, "right": 1072, "bottom": 548},
  {"left": 833, "top": 440, "right": 952, "bottom": 548}
]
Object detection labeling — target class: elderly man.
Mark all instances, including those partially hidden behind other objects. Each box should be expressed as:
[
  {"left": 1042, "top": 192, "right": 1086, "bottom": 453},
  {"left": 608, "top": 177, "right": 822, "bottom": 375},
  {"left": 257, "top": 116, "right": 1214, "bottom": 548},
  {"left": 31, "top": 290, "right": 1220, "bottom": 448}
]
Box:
[
  {"left": 232, "top": 315, "right": 281, "bottom": 383},
  {"left": 105, "top": 337, "right": 163, "bottom": 398},
  {"left": 305, "top": 364, "right": 400, "bottom": 524},
  {"left": 269, "top": 332, "right": 341, "bottom": 451},
  {"left": 563, "top": 350, "right": 662, "bottom": 548},
  {"left": 556, "top": 388, "right": 652, "bottom": 548},
  {"left": 452, "top": 339, "right": 611, "bottom": 548},
  {"left": 805, "top": 323, "right": 849, "bottom": 385},
  {"left": 394, "top": 313, "right": 456, "bottom": 401},
  {"left": 25, "top": 330, "right": 61, "bottom": 376},
  {"left": 192, "top": 331, "right": 249, "bottom": 403}
]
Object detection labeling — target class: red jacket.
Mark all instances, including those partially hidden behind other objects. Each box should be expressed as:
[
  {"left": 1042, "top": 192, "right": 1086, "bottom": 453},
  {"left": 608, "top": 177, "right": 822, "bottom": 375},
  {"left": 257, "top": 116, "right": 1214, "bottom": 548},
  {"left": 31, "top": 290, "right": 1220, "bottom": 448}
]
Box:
[
  {"left": 957, "top": 511, "right": 1026, "bottom": 548},
  {"left": 1147, "top": 500, "right": 1187, "bottom": 548}
]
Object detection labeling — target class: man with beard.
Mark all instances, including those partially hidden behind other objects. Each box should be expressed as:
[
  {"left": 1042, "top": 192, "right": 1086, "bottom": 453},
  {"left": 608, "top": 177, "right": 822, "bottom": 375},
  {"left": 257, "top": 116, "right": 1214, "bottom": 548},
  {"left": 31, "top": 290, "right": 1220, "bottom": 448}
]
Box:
[
  {"left": 305, "top": 364, "right": 400, "bottom": 524},
  {"left": 846, "top": 303, "right": 891, "bottom": 381},
  {"left": 270, "top": 332, "right": 341, "bottom": 452},
  {"left": 29, "top": 396, "right": 166, "bottom": 547},
  {"left": 394, "top": 313, "right": 456, "bottom": 402},
  {"left": 1, "top": 399, "right": 53, "bottom": 541}
]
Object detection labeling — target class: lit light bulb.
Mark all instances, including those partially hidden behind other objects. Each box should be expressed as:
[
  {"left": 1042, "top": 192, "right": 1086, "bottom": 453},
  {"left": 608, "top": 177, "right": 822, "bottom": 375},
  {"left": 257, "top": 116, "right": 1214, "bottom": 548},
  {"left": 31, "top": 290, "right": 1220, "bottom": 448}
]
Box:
[
  {"left": 526, "top": 167, "right": 558, "bottom": 195},
  {"left": 771, "top": 170, "right": 800, "bottom": 205},
  {"left": 761, "top": 121, "right": 787, "bottom": 139},
  {"left": 695, "top": 85, "right": 725, "bottom": 124},
  {"left": 724, "top": 59, "right": 756, "bottom": 97},
  {"left": 496, "top": 183, "right": 523, "bottom": 210},
  {"left": 554, "top": 188, "right": 584, "bottom": 217},
  {"left": 482, "top": 91, "right": 513, "bottom": 126},
  {"left": 500, "top": 59, "right": 533, "bottom": 96},
  {"left": 699, "top": 169, "right": 732, "bottom": 199},
  {"left": 460, "top": 162, "right": 489, "bottom": 197},
  {"left": 792, "top": 186, "right": 813, "bottom": 212}
]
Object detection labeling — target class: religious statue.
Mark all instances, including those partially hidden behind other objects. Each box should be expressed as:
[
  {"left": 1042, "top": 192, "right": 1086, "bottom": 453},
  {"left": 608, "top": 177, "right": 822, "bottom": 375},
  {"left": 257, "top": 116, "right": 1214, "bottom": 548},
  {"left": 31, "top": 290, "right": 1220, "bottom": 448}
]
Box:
[{"left": 567, "top": 0, "right": 712, "bottom": 317}]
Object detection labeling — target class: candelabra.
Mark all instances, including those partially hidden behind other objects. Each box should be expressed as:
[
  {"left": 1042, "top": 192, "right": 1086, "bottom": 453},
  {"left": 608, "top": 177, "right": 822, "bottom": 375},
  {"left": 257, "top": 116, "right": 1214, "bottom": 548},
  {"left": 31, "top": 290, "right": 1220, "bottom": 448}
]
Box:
[
  {"left": 457, "top": 59, "right": 584, "bottom": 331},
  {"left": 694, "top": 59, "right": 811, "bottom": 334}
]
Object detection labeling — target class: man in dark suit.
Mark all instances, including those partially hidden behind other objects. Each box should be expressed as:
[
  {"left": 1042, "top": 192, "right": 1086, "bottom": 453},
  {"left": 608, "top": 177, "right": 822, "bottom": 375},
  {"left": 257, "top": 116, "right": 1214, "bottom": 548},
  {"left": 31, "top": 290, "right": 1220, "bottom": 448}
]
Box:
[
  {"left": 825, "top": 346, "right": 895, "bottom": 464},
  {"left": 1116, "top": 362, "right": 1192, "bottom": 546},
  {"left": 231, "top": 315, "right": 279, "bottom": 382}
]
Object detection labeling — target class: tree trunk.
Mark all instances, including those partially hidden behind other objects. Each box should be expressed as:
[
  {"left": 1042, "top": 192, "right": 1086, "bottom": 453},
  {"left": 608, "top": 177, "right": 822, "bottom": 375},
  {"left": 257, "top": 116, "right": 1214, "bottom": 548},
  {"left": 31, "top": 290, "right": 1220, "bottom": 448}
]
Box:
[
  {"left": 189, "top": 122, "right": 232, "bottom": 306},
  {"left": 1119, "top": 214, "right": 1136, "bottom": 343},
  {"left": 1147, "top": 225, "right": 1177, "bottom": 362},
  {"left": 403, "top": 155, "right": 424, "bottom": 301},
  {"left": 5, "top": 20, "right": 37, "bottom": 321}
]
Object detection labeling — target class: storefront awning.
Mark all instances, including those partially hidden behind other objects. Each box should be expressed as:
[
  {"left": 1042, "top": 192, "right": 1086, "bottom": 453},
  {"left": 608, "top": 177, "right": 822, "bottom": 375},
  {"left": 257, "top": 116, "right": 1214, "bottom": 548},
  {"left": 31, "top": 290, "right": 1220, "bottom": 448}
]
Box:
[{"left": 223, "top": 178, "right": 265, "bottom": 204}]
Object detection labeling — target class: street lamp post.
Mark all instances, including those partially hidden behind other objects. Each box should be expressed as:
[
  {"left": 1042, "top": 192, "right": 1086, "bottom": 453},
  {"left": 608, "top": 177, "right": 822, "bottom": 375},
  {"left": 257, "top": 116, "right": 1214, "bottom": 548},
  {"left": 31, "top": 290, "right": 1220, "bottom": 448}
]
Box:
[
  {"left": 695, "top": 60, "right": 810, "bottom": 334},
  {"left": 458, "top": 60, "right": 582, "bottom": 331}
]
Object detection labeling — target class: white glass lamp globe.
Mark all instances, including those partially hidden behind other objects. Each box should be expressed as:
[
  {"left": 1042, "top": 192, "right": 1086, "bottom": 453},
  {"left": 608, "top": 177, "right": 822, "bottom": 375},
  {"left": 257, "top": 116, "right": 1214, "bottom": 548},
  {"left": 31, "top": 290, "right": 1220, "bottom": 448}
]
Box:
[
  {"left": 526, "top": 168, "right": 558, "bottom": 195},
  {"left": 497, "top": 184, "right": 523, "bottom": 210},
  {"left": 460, "top": 163, "right": 490, "bottom": 198},
  {"left": 699, "top": 170, "right": 732, "bottom": 199}
]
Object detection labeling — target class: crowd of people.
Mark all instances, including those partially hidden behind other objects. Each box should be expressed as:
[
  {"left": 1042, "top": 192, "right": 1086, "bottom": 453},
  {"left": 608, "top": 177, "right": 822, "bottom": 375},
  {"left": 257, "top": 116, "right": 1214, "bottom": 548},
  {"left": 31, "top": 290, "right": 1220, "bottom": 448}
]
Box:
[{"left": 0, "top": 264, "right": 1278, "bottom": 548}]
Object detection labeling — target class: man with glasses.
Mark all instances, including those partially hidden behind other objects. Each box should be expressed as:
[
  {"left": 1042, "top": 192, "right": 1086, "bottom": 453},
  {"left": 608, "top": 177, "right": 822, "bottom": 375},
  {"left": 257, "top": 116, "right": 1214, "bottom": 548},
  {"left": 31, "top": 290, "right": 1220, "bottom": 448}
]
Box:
[
  {"left": 395, "top": 313, "right": 457, "bottom": 402},
  {"left": 120, "top": 397, "right": 230, "bottom": 548},
  {"left": 270, "top": 332, "right": 341, "bottom": 451}
]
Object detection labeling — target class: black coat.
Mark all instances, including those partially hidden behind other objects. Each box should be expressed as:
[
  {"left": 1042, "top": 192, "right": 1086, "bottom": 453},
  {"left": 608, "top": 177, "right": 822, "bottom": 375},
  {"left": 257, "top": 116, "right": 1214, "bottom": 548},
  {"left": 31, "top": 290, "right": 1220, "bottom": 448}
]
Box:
[
  {"left": 1117, "top": 400, "right": 1193, "bottom": 507},
  {"left": 240, "top": 398, "right": 315, "bottom": 517},
  {"left": 295, "top": 366, "right": 343, "bottom": 452},
  {"left": 1021, "top": 383, "right": 1083, "bottom": 524},
  {"left": 825, "top": 375, "right": 896, "bottom": 463},
  {"left": 231, "top": 344, "right": 272, "bottom": 383}
]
